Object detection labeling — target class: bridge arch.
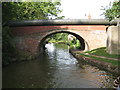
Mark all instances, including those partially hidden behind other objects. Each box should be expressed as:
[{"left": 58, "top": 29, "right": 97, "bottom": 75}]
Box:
[{"left": 39, "top": 29, "right": 89, "bottom": 52}]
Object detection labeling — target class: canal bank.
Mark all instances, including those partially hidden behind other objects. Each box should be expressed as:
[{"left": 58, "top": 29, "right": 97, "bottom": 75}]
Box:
[{"left": 69, "top": 49, "right": 120, "bottom": 76}]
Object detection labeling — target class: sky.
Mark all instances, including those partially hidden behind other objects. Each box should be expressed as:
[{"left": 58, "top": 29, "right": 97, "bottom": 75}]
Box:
[
  {"left": 2, "top": 0, "right": 116, "bottom": 19},
  {"left": 59, "top": 0, "right": 116, "bottom": 19}
]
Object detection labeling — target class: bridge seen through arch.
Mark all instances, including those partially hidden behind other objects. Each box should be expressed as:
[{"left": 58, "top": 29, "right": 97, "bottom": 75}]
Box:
[{"left": 8, "top": 19, "right": 117, "bottom": 59}]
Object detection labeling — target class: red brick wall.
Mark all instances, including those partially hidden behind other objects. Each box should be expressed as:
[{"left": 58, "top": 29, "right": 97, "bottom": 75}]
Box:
[
  {"left": 11, "top": 25, "right": 107, "bottom": 35},
  {"left": 10, "top": 25, "right": 107, "bottom": 59}
]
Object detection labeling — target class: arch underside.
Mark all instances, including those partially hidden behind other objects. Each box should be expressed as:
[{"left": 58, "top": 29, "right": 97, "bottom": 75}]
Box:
[{"left": 39, "top": 30, "right": 87, "bottom": 52}]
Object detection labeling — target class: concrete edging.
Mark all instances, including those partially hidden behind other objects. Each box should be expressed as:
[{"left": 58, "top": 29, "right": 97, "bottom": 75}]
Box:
[{"left": 69, "top": 49, "right": 120, "bottom": 76}]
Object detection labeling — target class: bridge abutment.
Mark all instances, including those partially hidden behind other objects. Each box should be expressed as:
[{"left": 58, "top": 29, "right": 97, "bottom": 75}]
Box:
[
  {"left": 107, "top": 18, "right": 120, "bottom": 55},
  {"left": 106, "top": 20, "right": 120, "bottom": 55}
]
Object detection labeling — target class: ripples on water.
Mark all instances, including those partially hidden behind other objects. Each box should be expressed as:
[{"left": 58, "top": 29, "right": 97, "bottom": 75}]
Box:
[{"left": 2, "top": 43, "right": 115, "bottom": 88}]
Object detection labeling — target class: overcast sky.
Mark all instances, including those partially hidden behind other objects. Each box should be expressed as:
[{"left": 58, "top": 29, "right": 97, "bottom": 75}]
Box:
[{"left": 59, "top": 0, "right": 116, "bottom": 19}]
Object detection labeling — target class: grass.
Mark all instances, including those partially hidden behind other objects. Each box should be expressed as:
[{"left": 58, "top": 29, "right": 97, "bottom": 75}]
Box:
[
  {"left": 85, "top": 47, "right": 120, "bottom": 59},
  {"left": 79, "top": 53, "right": 120, "bottom": 66}
]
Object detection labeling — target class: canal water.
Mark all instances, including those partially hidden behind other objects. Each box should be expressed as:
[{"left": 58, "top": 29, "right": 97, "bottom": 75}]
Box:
[{"left": 2, "top": 43, "right": 115, "bottom": 88}]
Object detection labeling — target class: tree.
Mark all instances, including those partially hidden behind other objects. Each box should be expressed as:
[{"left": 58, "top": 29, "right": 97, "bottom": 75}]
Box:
[
  {"left": 2, "top": 1, "right": 64, "bottom": 23},
  {"left": 101, "top": 0, "right": 120, "bottom": 21},
  {"left": 2, "top": 1, "right": 64, "bottom": 65}
]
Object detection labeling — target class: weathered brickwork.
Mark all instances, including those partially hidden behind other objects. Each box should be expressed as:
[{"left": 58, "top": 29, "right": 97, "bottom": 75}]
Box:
[
  {"left": 68, "top": 29, "right": 107, "bottom": 51},
  {"left": 10, "top": 25, "right": 107, "bottom": 59}
]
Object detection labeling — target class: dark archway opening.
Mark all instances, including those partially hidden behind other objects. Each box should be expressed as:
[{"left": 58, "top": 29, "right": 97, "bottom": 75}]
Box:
[{"left": 39, "top": 31, "right": 85, "bottom": 53}]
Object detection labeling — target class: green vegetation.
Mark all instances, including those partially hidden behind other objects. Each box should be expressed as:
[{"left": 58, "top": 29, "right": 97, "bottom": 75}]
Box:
[
  {"left": 69, "top": 39, "right": 80, "bottom": 49},
  {"left": 2, "top": 26, "right": 17, "bottom": 65},
  {"left": 2, "top": 2, "right": 64, "bottom": 23},
  {"left": 79, "top": 53, "right": 120, "bottom": 66},
  {"left": 2, "top": 2, "right": 64, "bottom": 65},
  {"left": 85, "top": 47, "right": 120, "bottom": 59},
  {"left": 76, "top": 47, "right": 120, "bottom": 66},
  {"left": 101, "top": 0, "right": 120, "bottom": 21},
  {"left": 47, "top": 33, "right": 69, "bottom": 43},
  {"left": 46, "top": 33, "right": 81, "bottom": 49}
]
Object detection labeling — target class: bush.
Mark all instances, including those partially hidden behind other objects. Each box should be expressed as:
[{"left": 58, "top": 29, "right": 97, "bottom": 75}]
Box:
[{"left": 2, "top": 26, "right": 17, "bottom": 65}]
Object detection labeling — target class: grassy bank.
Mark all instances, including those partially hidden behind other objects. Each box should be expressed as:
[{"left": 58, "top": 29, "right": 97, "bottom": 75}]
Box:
[
  {"left": 76, "top": 47, "right": 120, "bottom": 66},
  {"left": 70, "top": 48, "right": 120, "bottom": 75},
  {"left": 85, "top": 47, "right": 120, "bottom": 59},
  {"left": 79, "top": 53, "right": 119, "bottom": 66}
]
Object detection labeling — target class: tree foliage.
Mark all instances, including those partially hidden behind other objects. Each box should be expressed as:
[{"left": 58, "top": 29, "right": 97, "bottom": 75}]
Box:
[
  {"left": 101, "top": 1, "right": 120, "bottom": 21},
  {"left": 2, "top": 1, "right": 64, "bottom": 65},
  {"left": 2, "top": 26, "right": 17, "bottom": 65},
  {"left": 47, "top": 33, "right": 81, "bottom": 49},
  {"left": 2, "top": 1, "right": 64, "bottom": 23}
]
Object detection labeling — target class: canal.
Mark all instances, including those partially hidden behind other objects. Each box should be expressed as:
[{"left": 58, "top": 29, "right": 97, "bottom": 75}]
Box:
[{"left": 2, "top": 43, "right": 115, "bottom": 88}]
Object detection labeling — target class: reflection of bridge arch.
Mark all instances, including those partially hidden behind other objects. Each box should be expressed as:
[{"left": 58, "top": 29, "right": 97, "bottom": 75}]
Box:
[{"left": 39, "top": 29, "right": 89, "bottom": 52}]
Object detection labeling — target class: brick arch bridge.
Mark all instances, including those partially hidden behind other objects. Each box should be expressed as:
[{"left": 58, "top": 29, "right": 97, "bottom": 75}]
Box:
[{"left": 8, "top": 19, "right": 117, "bottom": 59}]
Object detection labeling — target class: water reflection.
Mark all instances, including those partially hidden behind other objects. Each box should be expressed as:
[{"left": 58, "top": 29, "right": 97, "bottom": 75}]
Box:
[
  {"left": 2, "top": 43, "right": 115, "bottom": 88},
  {"left": 45, "top": 43, "right": 55, "bottom": 53}
]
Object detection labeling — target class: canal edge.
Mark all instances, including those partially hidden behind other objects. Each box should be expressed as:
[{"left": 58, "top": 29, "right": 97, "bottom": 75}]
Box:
[{"left": 69, "top": 49, "right": 120, "bottom": 76}]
